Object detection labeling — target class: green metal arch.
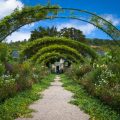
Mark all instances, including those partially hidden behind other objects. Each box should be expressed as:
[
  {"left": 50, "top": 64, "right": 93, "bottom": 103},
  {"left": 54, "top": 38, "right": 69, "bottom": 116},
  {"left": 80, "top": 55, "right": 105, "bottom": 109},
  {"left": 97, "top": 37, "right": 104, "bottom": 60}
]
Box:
[
  {"left": 23, "top": 37, "right": 98, "bottom": 59},
  {"left": 36, "top": 52, "right": 78, "bottom": 64},
  {"left": 41, "top": 56, "right": 72, "bottom": 65},
  {"left": 0, "top": 6, "right": 120, "bottom": 42},
  {"left": 30, "top": 44, "right": 85, "bottom": 62}
]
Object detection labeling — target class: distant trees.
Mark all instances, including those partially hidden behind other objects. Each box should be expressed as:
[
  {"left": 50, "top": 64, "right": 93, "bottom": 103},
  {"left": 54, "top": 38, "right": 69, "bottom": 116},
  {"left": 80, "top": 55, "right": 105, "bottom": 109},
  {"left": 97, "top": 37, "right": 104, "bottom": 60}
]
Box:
[
  {"left": 29, "top": 26, "right": 86, "bottom": 43},
  {"left": 29, "top": 26, "right": 120, "bottom": 46},
  {"left": 59, "top": 27, "right": 86, "bottom": 42},
  {"left": 87, "top": 38, "right": 120, "bottom": 46},
  {"left": 29, "top": 26, "right": 58, "bottom": 41}
]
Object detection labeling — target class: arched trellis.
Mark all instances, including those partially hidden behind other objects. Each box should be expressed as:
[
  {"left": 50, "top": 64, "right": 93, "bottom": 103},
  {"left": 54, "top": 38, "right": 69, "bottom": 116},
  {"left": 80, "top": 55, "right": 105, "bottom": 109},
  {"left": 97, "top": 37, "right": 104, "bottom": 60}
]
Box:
[
  {"left": 36, "top": 52, "right": 78, "bottom": 64},
  {"left": 0, "top": 5, "right": 59, "bottom": 42},
  {"left": 30, "top": 44, "right": 85, "bottom": 62},
  {"left": 0, "top": 6, "right": 120, "bottom": 42},
  {"left": 23, "top": 37, "right": 98, "bottom": 59},
  {"left": 45, "top": 8, "right": 120, "bottom": 41},
  {"left": 41, "top": 56, "right": 72, "bottom": 65}
]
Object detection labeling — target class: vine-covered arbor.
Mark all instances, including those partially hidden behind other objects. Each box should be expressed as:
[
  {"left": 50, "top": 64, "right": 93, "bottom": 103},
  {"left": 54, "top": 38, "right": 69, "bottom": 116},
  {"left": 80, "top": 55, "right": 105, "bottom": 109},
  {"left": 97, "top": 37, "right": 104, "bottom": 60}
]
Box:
[
  {"left": 22, "top": 37, "right": 98, "bottom": 64},
  {"left": 0, "top": 3, "right": 120, "bottom": 119},
  {"left": 0, "top": 5, "right": 120, "bottom": 64},
  {"left": 0, "top": 5, "right": 120, "bottom": 42},
  {"left": 36, "top": 52, "right": 78, "bottom": 64}
]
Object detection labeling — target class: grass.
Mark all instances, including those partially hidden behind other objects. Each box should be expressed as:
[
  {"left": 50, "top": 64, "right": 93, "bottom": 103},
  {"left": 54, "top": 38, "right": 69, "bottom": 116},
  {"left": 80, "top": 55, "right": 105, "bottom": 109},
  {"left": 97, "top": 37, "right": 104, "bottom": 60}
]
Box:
[
  {"left": 61, "top": 74, "right": 120, "bottom": 120},
  {"left": 0, "top": 74, "right": 55, "bottom": 120}
]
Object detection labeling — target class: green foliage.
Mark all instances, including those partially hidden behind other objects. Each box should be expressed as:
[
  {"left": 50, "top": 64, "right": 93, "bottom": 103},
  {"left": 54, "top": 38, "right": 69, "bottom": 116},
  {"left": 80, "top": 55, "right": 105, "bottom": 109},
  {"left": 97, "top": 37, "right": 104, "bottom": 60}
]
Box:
[
  {"left": 30, "top": 44, "right": 85, "bottom": 63},
  {"left": 0, "top": 74, "right": 55, "bottom": 120},
  {"left": 87, "top": 38, "right": 120, "bottom": 46},
  {"left": 35, "top": 52, "right": 78, "bottom": 64},
  {"left": 90, "top": 15, "right": 120, "bottom": 41},
  {"left": 65, "top": 63, "right": 92, "bottom": 80},
  {"left": 13, "top": 61, "right": 33, "bottom": 91},
  {"left": 0, "top": 5, "right": 60, "bottom": 42},
  {"left": 13, "top": 61, "right": 50, "bottom": 91},
  {"left": 0, "top": 75, "right": 17, "bottom": 102},
  {"left": 65, "top": 48, "right": 120, "bottom": 111},
  {"left": 59, "top": 27, "right": 86, "bottom": 42},
  {"left": 0, "top": 63, "right": 5, "bottom": 76},
  {"left": 29, "top": 26, "right": 58, "bottom": 41},
  {"left": 0, "top": 60, "right": 50, "bottom": 103},
  {"left": 22, "top": 37, "right": 98, "bottom": 60},
  {"left": 32, "top": 64, "right": 50, "bottom": 81},
  {"left": 61, "top": 74, "right": 120, "bottom": 120},
  {"left": 0, "top": 6, "right": 119, "bottom": 42},
  {"left": 0, "top": 43, "right": 8, "bottom": 62},
  {"left": 29, "top": 26, "right": 86, "bottom": 43},
  {"left": 0, "top": 61, "right": 33, "bottom": 102}
]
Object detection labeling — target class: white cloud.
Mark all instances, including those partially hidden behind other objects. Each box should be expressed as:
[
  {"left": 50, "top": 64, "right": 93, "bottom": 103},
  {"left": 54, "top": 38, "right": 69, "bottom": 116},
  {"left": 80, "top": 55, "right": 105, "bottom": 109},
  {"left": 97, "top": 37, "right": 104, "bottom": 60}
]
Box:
[
  {"left": 0, "top": 0, "right": 32, "bottom": 42},
  {"left": 102, "top": 14, "right": 120, "bottom": 26},
  {"left": 78, "top": 24, "right": 96, "bottom": 35},
  {"left": 57, "top": 21, "right": 96, "bottom": 35},
  {"left": 0, "top": 0, "right": 24, "bottom": 19},
  {"left": 6, "top": 23, "right": 35, "bottom": 42},
  {"left": 6, "top": 31, "right": 31, "bottom": 42}
]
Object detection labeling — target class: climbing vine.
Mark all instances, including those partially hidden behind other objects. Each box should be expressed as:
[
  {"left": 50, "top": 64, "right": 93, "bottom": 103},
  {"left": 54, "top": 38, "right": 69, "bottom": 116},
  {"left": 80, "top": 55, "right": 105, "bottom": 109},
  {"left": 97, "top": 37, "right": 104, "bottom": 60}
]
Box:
[
  {"left": 0, "top": 5, "right": 59, "bottom": 41},
  {"left": 35, "top": 52, "right": 78, "bottom": 64},
  {"left": 30, "top": 44, "right": 85, "bottom": 63},
  {"left": 0, "top": 7, "right": 120, "bottom": 42},
  {"left": 22, "top": 37, "right": 98, "bottom": 59}
]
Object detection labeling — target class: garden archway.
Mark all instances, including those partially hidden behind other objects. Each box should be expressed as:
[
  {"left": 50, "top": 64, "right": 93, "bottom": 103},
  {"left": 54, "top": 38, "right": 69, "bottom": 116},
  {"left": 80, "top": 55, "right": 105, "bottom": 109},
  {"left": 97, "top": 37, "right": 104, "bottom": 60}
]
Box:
[
  {"left": 22, "top": 37, "right": 98, "bottom": 60},
  {"left": 36, "top": 52, "right": 78, "bottom": 64},
  {"left": 0, "top": 6, "right": 120, "bottom": 42},
  {"left": 29, "top": 44, "right": 85, "bottom": 63}
]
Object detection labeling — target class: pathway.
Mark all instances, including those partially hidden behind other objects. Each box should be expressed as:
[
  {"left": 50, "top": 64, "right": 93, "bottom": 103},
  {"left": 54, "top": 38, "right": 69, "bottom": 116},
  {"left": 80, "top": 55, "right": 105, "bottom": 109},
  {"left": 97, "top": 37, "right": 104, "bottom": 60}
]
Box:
[{"left": 16, "top": 75, "right": 90, "bottom": 120}]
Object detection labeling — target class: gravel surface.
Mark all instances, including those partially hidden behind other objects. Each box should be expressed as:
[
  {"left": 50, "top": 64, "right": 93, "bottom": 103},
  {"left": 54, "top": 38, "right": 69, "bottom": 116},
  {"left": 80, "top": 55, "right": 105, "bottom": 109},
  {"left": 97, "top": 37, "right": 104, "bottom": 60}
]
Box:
[{"left": 16, "top": 76, "right": 90, "bottom": 120}]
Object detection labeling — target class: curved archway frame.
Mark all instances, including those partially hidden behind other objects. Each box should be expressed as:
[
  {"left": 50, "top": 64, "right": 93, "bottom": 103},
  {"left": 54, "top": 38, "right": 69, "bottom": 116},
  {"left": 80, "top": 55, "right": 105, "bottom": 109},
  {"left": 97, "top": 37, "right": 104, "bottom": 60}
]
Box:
[
  {"left": 36, "top": 52, "right": 78, "bottom": 64},
  {"left": 23, "top": 37, "right": 98, "bottom": 59},
  {"left": 41, "top": 56, "right": 72, "bottom": 65},
  {"left": 0, "top": 6, "right": 120, "bottom": 43},
  {"left": 30, "top": 44, "right": 85, "bottom": 62}
]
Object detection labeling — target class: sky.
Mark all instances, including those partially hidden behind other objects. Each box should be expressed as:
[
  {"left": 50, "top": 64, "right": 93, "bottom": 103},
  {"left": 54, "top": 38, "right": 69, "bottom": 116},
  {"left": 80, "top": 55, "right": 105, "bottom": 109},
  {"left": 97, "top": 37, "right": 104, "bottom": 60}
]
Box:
[{"left": 0, "top": 0, "right": 120, "bottom": 42}]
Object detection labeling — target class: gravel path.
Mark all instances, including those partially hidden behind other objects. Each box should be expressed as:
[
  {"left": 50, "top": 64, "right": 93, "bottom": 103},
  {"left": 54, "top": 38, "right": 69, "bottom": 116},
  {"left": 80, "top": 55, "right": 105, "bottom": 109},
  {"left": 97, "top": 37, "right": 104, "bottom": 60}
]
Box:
[{"left": 16, "top": 76, "right": 90, "bottom": 120}]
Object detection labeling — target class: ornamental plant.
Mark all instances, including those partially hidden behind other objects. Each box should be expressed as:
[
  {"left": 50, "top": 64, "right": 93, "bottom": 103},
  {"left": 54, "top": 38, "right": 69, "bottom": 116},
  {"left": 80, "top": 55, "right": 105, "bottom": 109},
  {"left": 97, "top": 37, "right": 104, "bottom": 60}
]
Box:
[{"left": 0, "top": 75, "right": 16, "bottom": 102}]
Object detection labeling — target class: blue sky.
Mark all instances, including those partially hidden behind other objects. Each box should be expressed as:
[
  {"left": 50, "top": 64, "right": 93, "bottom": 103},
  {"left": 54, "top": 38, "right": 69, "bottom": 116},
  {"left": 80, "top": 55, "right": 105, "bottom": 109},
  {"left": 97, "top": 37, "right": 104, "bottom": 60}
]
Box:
[{"left": 0, "top": 0, "right": 120, "bottom": 42}]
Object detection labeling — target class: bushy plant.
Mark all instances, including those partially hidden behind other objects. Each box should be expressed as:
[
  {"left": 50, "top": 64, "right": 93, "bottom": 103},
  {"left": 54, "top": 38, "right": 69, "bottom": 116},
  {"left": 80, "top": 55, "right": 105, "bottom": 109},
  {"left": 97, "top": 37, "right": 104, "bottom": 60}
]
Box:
[
  {"left": 0, "top": 75, "right": 17, "bottom": 102},
  {"left": 0, "top": 43, "right": 8, "bottom": 62},
  {"left": 65, "top": 49, "right": 120, "bottom": 111},
  {"left": 13, "top": 61, "right": 33, "bottom": 91},
  {"left": 19, "top": 63, "right": 33, "bottom": 90},
  {"left": 0, "top": 74, "right": 55, "bottom": 120},
  {"left": 65, "top": 63, "right": 92, "bottom": 80},
  {"left": 38, "top": 65, "right": 49, "bottom": 79},
  {"left": 61, "top": 74, "right": 120, "bottom": 120},
  {"left": 0, "top": 62, "right": 5, "bottom": 76}
]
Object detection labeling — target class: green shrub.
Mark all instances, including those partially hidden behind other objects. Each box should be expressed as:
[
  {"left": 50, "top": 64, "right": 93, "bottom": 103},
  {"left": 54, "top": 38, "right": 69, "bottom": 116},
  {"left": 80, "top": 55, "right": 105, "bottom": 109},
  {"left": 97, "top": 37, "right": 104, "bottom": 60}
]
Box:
[
  {"left": 0, "top": 63, "right": 5, "bottom": 76},
  {"left": 0, "top": 60, "right": 50, "bottom": 103},
  {"left": 14, "top": 62, "right": 33, "bottom": 91},
  {"left": 0, "top": 74, "right": 55, "bottom": 120},
  {"left": 0, "top": 43, "right": 8, "bottom": 62},
  {"left": 61, "top": 74, "right": 120, "bottom": 120},
  {"left": 0, "top": 76, "right": 17, "bottom": 102},
  {"left": 65, "top": 57, "right": 120, "bottom": 111},
  {"left": 65, "top": 63, "right": 92, "bottom": 80}
]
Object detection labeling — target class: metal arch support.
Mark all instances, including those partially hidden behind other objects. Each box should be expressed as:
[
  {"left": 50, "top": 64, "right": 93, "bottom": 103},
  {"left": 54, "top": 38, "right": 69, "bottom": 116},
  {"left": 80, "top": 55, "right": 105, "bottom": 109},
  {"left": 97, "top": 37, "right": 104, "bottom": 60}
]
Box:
[
  {"left": 36, "top": 52, "right": 78, "bottom": 64},
  {"left": 0, "top": 7, "right": 120, "bottom": 42}
]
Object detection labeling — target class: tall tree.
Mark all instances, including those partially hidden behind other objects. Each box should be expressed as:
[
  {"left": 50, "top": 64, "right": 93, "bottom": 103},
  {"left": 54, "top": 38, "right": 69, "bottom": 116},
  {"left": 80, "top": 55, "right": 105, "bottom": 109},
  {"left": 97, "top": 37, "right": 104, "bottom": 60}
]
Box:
[
  {"left": 29, "top": 26, "right": 86, "bottom": 43},
  {"left": 59, "top": 27, "right": 86, "bottom": 43},
  {"left": 29, "top": 26, "right": 58, "bottom": 41}
]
